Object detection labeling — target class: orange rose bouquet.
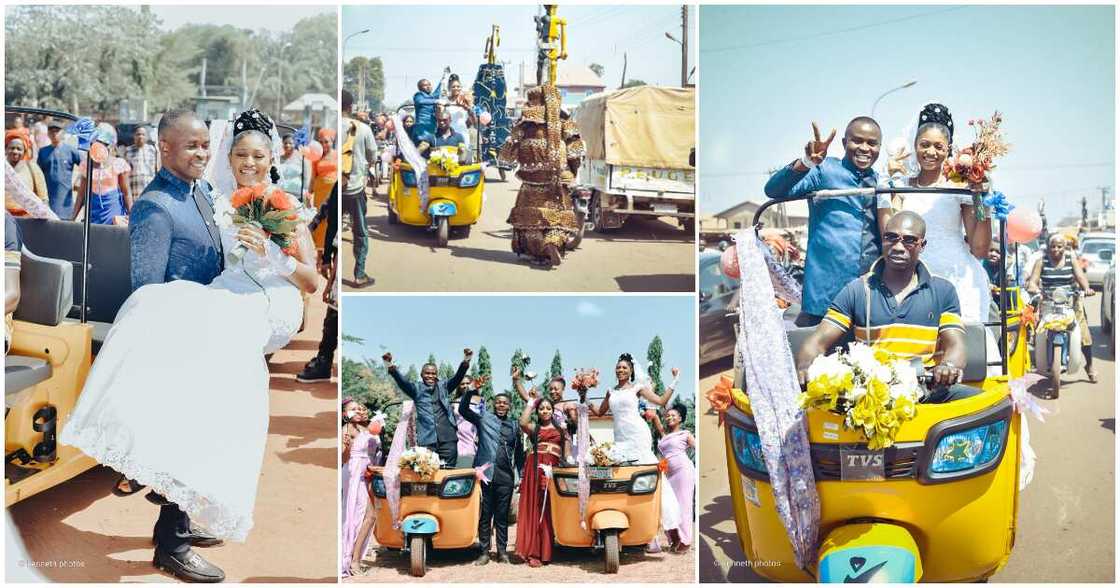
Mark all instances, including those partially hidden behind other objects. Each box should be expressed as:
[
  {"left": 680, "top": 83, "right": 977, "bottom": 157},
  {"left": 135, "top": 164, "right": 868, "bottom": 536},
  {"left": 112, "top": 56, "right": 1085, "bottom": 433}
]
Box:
[{"left": 228, "top": 182, "right": 301, "bottom": 262}]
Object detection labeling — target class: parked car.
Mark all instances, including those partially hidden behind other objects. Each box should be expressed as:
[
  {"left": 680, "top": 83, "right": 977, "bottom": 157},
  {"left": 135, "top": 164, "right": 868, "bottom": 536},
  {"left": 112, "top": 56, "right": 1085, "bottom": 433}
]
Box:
[
  {"left": 1079, "top": 232, "right": 1115, "bottom": 288},
  {"left": 699, "top": 251, "right": 738, "bottom": 366},
  {"left": 1102, "top": 256, "right": 1115, "bottom": 349}
]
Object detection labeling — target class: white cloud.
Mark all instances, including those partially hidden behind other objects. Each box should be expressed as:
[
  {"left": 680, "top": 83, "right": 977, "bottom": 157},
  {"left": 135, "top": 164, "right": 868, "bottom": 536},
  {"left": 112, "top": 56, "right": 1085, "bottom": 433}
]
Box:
[{"left": 576, "top": 301, "right": 604, "bottom": 317}]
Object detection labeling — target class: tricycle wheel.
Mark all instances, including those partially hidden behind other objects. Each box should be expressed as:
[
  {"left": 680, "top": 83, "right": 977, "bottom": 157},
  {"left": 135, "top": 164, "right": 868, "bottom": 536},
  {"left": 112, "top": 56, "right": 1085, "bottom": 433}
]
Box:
[
  {"left": 1050, "top": 343, "right": 1062, "bottom": 399},
  {"left": 683, "top": 217, "right": 696, "bottom": 235},
  {"left": 409, "top": 535, "right": 427, "bottom": 577},
  {"left": 387, "top": 206, "right": 399, "bottom": 225},
  {"left": 436, "top": 217, "right": 449, "bottom": 247},
  {"left": 603, "top": 530, "right": 620, "bottom": 574},
  {"left": 452, "top": 225, "right": 472, "bottom": 239},
  {"left": 498, "top": 167, "right": 508, "bottom": 182}
]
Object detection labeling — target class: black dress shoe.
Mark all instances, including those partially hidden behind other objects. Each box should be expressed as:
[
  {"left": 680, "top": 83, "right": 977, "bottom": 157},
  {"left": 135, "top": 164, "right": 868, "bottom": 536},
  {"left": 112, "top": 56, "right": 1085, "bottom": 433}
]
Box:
[
  {"left": 153, "top": 548, "right": 225, "bottom": 583},
  {"left": 495, "top": 551, "right": 511, "bottom": 564},
  {"left": 473, "top": 552, "right": 490, "bottom": 566},
  {"left": 153, "top": 523, "right": 225, "bottom": 548}
]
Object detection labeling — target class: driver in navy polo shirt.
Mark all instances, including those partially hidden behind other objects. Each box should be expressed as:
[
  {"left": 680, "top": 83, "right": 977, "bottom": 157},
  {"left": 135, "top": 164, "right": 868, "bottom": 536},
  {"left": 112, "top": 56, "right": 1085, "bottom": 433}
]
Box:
[{"left": 796, "top": 211, "right": 976, "bottom": 404}]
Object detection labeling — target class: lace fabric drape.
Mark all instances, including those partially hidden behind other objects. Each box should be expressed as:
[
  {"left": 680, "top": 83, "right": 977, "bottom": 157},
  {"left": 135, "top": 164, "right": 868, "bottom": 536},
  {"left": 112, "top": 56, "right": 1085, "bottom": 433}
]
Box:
[{"left": 733, "top": 229, "right": 820, "bottom": 569}]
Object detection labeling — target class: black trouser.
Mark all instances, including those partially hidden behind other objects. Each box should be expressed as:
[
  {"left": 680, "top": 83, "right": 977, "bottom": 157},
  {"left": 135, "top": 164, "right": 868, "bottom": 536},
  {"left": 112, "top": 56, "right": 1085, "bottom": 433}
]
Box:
[
  {"left": 341, "top": 191, "right": 368, "bottom": 277},
  {"left": 154, "top": 504, "right": 191, "bottom": 555},
  {"left": 478, "top": 481, "right": 514, "bottom": 554},
  {"left": 921, "top": 383, "right": 982, "bottom": 404},
  {"left": 316, "top": 307, "right": 338, "bottom": 361},
  {"left": 425, "top": 436, "right": 458, "bottom": 467}
]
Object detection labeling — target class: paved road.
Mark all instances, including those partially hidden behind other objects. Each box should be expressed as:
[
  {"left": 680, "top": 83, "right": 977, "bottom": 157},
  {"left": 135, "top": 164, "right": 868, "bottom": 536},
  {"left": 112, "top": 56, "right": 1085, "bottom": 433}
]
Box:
[
  {"left": 340, "top": 172, "right": 695, "bottom": 292},
  {"left": 347, "top": 520, "right": 694, "bottom": 584},
  {"left": 7, "top": 298, "right": 339, "bottom": 583},
  {"left": 697, "top": 294, "right": 1115, "bottom": 583}
]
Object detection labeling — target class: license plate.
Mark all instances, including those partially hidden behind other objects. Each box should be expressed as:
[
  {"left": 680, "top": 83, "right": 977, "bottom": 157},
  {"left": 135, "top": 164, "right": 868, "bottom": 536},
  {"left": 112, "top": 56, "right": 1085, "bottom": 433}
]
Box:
[
  {"left": 652, "top": 203, "right": 678, "bottom": 214},
  {"left": 431, "top": 177, "right": 450, "bottom": 186},
  {"left": 589, "top": 467, "right": 612, "bottom": 480},
  {"left": 412, "top": 483, "right": 429, "bottom": 495},
  {"left": 839, "top": 448, "right": 885, "bottom": 481}
]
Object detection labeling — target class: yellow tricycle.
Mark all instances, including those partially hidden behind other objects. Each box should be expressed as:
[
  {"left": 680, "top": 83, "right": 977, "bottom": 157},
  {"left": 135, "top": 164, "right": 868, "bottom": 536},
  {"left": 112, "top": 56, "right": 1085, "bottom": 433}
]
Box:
[
  {"left": 550, "top": 462, "right": 663, "bottom": 574},
  {"left": 387, "top": 104, "right": 484, "bottom": 247},
  {"left": 725, "top": 186, "right": 1025, "bottom": 582},
  {"left": 369, "top": 465, "right": 482, "bottom": 577}
]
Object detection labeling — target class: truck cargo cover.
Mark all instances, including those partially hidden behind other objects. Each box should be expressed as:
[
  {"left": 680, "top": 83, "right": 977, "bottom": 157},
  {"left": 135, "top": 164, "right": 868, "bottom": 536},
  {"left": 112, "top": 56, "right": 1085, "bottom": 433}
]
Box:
[{"left": 575, "top": 86, "right": 695, "bottom": 169}]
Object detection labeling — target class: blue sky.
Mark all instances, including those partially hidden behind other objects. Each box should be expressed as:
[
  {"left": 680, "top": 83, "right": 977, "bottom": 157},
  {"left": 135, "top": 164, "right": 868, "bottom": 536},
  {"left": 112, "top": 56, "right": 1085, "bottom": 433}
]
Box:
[
  {"left": 342, "top": 295, "right": 696, "bottom": 402},
  {"left": 342, "top": 4, "right": 697, "bottom": 106},
  {"left": 700, "top": 5, "right": 1115, "bottom": 220}
]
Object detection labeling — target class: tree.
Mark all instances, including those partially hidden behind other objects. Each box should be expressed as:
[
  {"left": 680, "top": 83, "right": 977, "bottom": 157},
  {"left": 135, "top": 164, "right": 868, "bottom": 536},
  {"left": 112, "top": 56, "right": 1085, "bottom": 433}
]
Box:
[
  {"left": 426, "top": 352, "right": 437, "bottom": 366},
  {"left": 622, "top": 79, "right": 647, "bottom": 88},
  {"left": 588, "top": 62, "right": 605, "bottom": 78},
  {"left": 549, "top": 350, "right": 563, "bottom": 382},
  {"left": 506, "top": 349, "right": 530, "bottom": 416},
  {"left": 405, "top": 365, "right": 419, "bottom": 382},
  {"left": 647, "top": 335, "right": 664, "bottom": 394},
  {"left": 476, "top": 346, "right": 494, "bottom": 402},
  {"left": 343, "top": 56, "right": 385, "bottom": 112},
  {"left": 438, "top": 361, "right": 454, "bottom": 382}
]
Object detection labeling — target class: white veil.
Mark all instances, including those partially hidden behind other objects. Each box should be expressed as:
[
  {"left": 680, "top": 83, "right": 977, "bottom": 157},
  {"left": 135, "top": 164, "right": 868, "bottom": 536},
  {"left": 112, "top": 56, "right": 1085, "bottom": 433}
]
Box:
[
  {"left": 204, "top": 113, "right": 285, "bottom": 198},
  {"left": 880, "top": 100, "right": 954, "bottom": 182}
]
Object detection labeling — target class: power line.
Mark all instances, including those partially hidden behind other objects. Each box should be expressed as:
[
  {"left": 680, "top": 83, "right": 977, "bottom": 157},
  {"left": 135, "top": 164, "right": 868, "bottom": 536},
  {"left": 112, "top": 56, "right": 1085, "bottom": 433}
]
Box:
[{"left": 702, "top": 6, "right": 968, "bottom": 54}]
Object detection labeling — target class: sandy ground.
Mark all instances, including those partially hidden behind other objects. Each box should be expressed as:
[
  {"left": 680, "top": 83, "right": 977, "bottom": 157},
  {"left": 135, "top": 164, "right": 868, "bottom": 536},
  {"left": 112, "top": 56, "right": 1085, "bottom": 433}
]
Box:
[
  {"left": 346, "top": 519, "right": 695, "bottom": 584},
  {"left": 698, "top": 294, "right": 1115, "bottom": 583},
  {"left": 340, "top": 173, "right": 696, "bottom": 292},
  {"left": 7, "top": 297, "right": 339, "bottom": 583}
]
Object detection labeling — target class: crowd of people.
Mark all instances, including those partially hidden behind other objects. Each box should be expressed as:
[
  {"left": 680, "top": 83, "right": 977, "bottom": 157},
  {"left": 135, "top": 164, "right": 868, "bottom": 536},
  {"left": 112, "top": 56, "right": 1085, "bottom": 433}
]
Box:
[{"left": 340, "top": 350, "right": 696, "bottom": 576}]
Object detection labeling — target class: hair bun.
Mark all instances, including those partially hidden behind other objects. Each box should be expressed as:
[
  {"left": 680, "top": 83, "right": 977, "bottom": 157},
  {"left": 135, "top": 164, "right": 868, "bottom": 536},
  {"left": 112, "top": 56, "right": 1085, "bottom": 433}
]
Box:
[
  {"left": 619, "top": 353, "right": 633, "bottom": 362},
  {"left": 234, "top": 108, "right": 275, "bottom": 138},
  {"left": 918, "top": 103, "right": 954, "bottom": 141}
]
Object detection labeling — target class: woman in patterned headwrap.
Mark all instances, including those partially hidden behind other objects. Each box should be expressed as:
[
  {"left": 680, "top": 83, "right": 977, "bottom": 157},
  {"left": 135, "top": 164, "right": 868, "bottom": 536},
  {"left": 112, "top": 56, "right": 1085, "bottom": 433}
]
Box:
[{"left": 499, "top": 86, "right": 585, "bottom": 267}]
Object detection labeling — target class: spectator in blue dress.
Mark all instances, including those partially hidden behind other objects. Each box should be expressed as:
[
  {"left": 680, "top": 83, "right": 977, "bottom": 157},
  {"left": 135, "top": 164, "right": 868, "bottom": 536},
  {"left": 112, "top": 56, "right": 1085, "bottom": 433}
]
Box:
[
  {"left": 764, "top": 118, "right": 891, "bottom": 327},
  {"left": 36, "top": 122, "right": 82, "bottom": 219}
]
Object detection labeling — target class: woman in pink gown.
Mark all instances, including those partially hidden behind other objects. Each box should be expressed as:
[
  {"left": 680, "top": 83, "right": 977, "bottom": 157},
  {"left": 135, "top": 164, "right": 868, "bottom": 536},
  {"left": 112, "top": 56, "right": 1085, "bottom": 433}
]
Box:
[
  {"left": 653, "top": 404, "right": 696, "bottom": 552},
  {"left": 341, "top": 400, "right": 381, "bottom": 576}
]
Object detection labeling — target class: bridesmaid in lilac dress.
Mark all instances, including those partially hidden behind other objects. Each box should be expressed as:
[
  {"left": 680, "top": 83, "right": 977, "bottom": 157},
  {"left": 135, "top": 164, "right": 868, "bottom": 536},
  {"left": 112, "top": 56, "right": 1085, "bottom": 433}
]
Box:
[
  {"left": 341, "top": 399, "right": 381, "bottom": 576},
  {"left": 653, "top": 404, "right": 696, "bottom": 552}
]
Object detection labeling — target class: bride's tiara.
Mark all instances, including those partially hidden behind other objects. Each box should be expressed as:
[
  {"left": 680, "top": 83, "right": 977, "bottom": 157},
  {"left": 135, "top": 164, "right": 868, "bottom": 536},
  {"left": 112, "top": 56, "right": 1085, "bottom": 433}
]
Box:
[{"left": 233, "top": 109, "right": 275, "bottom": 138}]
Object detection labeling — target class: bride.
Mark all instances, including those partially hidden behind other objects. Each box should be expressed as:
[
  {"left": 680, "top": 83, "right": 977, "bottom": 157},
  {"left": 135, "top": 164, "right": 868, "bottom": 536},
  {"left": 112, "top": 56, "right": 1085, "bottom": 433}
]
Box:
[
  {"left": 885, "top": 103, "right": 995, "bottom": 323},
  {"left": 60, "top": 110, "right": 319, "bottom": 552},
  {"left": 594, "top": 353, "right": 682, "bottom": 549}
]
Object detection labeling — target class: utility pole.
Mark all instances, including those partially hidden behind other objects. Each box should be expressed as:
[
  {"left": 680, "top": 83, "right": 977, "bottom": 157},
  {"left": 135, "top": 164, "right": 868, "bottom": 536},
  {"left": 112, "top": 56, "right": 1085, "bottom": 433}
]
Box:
[
  {"left": 680, "top": 5, "right": 688, "bottom": 87},
  {"left": 620, "top": 52, "right": 628, "bottom": 88},
  {"left": 200, "top": 57, "right": 207, "bottom": 98}
]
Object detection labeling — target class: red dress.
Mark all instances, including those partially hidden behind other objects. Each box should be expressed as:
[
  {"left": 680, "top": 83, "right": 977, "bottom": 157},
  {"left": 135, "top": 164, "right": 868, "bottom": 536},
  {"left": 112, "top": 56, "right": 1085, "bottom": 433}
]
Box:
[{"left": 515, "top": 425, "right": 562, "bottom": 563}]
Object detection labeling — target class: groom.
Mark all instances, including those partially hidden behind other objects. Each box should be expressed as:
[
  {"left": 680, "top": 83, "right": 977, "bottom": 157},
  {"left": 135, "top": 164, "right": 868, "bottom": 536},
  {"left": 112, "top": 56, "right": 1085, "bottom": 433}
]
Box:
[
  {"left": 384, "top": 348, "right": 472, "bottom": 466},
  {"left": 130, "top": 108, "right": 227, "bottom": 583}
]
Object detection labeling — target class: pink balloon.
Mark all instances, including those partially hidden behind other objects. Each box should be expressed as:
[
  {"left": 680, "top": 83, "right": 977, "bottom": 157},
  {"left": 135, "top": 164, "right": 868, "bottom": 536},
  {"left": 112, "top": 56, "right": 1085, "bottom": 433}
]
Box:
[
  {"left": 1007, "top": 208, "right": 1042, "bottom": 244},
  {"left": 302, "top": 141, "right": 323, "bottom": 163},
  {"left": 720, "top": 245, "right": 740, "bottom": 279},
  {"left": 479, "top": 110, "right": 493, "bottom": 126},
  {"left": 368, "top": 421, "right": 383, "bottom": 435}
]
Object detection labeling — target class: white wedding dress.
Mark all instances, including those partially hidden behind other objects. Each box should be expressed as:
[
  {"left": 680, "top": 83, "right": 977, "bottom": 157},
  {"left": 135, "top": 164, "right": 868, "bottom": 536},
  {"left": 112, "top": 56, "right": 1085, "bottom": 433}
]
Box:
[
  {"left": 608, "top": 382, "right": 681, "bottom": 533},
  {"left": 59, "top": 191, "right": 304, "bottom": 542},
  {"left": 898, "top": 179, "right": 1000, "bottom": 374}
]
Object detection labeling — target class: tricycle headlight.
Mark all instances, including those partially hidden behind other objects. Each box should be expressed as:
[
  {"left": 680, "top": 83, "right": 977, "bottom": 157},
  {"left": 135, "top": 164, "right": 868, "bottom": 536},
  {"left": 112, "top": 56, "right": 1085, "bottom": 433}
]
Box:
[
  {"left": 630, "top": 473, "right": 658, "bottom": 495},
  {"left": 554, "top": 475, "right": 579, "bottom": 496},
  {"left": 401, "top": 169, "right": 418, "bottom": 187},
  {"left": 731, "top": 426, "right": 768, "bottom": 476},
  {"left": 371, "top": 476, "right": 386, "bottom": 498},
  {"left": 458, "top": 170, "right": 481, "bottom": 188},
  {"left": 440, "top": 476, "right": 474, "bottom": 498},
  {"left": 929, "top": 419, "right": 1007, "bottom": 475}
]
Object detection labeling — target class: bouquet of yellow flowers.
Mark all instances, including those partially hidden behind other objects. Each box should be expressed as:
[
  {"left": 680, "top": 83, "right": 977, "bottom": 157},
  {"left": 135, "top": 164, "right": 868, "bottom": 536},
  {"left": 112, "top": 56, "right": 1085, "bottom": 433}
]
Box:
[
  {"left": 588, "top": 440, "right": 623, "bottom": 467},
  {"left": 399, "top": 446, "right": 441, "bottom": 480},
  {"left": 428, "top": 147, "right": 461, "bottom": 176},
  {"left": 798, "top": 343, "right": 921, "bottom": 450}
]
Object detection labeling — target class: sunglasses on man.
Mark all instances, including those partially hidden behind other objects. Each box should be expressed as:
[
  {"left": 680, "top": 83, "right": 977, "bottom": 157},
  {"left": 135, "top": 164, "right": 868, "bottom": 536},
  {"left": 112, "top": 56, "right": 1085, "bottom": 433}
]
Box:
[{"left": 882, "top": 232, "right": 925, "bottom": 248}]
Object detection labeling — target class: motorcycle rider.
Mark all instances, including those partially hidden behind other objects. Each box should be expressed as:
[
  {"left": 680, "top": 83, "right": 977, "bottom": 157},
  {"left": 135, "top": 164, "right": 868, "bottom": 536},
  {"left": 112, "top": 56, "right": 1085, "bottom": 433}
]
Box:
[{"left": 1026, "top": 233, "right": 1097, "bottom": 383}]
